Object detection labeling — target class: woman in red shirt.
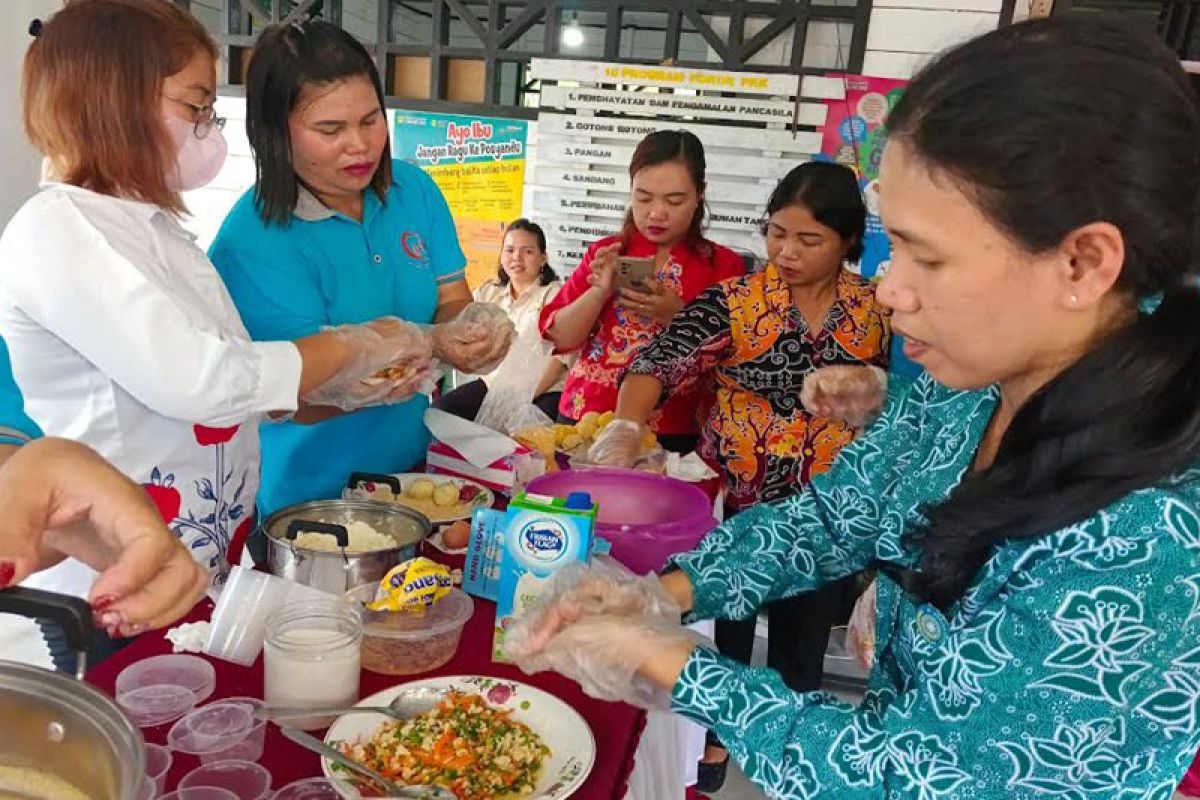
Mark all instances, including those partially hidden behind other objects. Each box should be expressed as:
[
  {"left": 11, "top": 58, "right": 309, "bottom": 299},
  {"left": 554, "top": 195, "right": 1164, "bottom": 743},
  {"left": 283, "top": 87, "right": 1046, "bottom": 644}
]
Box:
[{"left": 539, "top": 130, "right": 746, "bottom": 452}]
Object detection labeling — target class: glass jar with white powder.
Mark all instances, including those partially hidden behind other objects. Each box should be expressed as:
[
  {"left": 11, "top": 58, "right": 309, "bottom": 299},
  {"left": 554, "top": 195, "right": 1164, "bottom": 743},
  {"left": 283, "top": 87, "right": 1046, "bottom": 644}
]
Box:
[{"left": 264, "top": 599, "right": 362, "bottom": 730}]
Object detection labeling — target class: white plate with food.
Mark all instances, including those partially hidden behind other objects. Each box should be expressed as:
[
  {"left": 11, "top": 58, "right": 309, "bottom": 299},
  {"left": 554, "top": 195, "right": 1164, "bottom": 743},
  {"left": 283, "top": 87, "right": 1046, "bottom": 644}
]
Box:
[
  {"left": 345, "top": 473, "right": 494, "bottom": 524},
  {"left": 323, "top": 676, "right": 595, "bottom": 799}
]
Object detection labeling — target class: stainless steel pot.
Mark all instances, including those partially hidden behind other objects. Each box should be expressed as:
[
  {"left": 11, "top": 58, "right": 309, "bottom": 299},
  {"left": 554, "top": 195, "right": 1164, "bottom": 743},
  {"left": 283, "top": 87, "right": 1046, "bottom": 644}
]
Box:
[
  {"left": 262, "top": 498, "right": 432, "bottom": 594},
  {"left": 0, "top": 588, "right": 145, "bottom": 800}
]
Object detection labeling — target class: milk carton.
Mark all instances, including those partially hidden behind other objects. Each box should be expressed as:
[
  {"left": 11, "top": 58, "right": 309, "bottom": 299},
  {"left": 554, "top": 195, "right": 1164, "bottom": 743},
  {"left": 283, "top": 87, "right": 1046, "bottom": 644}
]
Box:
[{"left": 493, "top": 491, "right": 596, "bottom": 661}]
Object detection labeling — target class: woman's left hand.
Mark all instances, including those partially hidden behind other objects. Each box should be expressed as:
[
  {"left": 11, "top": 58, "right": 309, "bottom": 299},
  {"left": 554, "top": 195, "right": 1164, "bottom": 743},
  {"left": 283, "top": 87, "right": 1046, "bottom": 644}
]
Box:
[
  {"left": 618, "top": 279, "right": 684, "bottom": 327},
  {"left": 509, "top": 613, "right": 700, "bottom": 708}
]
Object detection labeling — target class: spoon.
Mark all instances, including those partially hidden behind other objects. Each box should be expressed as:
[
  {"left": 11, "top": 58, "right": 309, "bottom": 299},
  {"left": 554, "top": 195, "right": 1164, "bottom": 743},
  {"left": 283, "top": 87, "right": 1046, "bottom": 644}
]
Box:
[
  {"left": 280, "top": 727, "right": 456, "bottom": 800},
  {"left": 256, "top": 686, "right": 446, "bottom": 724}
]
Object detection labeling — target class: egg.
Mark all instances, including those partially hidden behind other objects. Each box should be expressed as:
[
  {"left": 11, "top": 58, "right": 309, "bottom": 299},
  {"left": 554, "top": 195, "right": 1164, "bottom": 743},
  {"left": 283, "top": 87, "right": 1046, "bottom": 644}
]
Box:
[
  {"left": 406, "top": 477, "right": 436, "bottom": 500},
  {"left": 432, "top": 481, "right": 460, "bottom": 507},
  {"left": 442, "top": 520, "right": 471, "bottom": 550}
]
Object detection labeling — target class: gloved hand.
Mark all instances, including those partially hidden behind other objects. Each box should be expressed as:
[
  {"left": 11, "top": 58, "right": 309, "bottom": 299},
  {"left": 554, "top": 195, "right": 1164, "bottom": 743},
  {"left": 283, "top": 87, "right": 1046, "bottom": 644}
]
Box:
[
  {"left": 431, "top": 303, "right": 516, "bottom": 375},
  {"left": 587, "top": 419, "right": 645, "bottom": 468},
  {"left": 800, "top": 365, "right": 888, "bottom": 428},
  {"left": 303, "top": 317, "right": 433, "bottom": 411},
  {"left": 510, "top": 558, "right": 681, "bottom": 650},
  {"left": 509, "top": 613, "right": 705, "bottom": 708},
  {"left": 846, "top": 579, "right": 878, "bottom": 672}
]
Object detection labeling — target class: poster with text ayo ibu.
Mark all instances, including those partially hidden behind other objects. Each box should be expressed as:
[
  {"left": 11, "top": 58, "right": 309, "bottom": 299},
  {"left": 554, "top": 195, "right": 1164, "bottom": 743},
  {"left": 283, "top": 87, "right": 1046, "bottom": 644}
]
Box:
[
  {"left": 819, "top": 74, "right": 921, "bottom": 378},
  {"left": 393, "top": 111, "right": 529, "bottom": 287}
]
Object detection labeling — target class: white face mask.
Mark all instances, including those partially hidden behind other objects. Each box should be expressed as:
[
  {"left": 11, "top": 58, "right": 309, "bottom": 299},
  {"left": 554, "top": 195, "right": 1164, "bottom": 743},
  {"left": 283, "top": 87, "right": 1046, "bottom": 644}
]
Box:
[{"left": 163, "top": 113, "right": 227, "bottom": 192}]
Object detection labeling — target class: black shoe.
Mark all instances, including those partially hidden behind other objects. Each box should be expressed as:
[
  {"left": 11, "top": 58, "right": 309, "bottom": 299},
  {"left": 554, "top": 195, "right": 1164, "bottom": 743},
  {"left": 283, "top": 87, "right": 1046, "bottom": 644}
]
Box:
[{"left": 695, "top": 755, "right": 730, "bottom": 795}]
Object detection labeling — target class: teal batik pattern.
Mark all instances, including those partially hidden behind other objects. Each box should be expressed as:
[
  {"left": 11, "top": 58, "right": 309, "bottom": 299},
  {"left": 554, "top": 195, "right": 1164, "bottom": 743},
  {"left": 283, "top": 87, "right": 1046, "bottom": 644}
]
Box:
[{"left": 669, "top": 373, "right": 1200, "bottom": 799}]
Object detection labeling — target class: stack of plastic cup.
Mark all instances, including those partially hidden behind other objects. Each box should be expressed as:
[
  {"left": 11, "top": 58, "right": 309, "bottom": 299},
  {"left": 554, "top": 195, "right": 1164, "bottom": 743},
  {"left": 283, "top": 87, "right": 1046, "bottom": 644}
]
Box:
[{"left": 204, "top": 566, "right": 335, "bottom": 666}]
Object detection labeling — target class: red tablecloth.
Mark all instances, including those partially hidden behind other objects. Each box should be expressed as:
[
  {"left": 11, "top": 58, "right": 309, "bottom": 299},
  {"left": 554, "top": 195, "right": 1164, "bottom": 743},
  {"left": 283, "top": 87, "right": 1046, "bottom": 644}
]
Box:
[{"left": 86, "top": 596, "right": 646, "bottom": 799}]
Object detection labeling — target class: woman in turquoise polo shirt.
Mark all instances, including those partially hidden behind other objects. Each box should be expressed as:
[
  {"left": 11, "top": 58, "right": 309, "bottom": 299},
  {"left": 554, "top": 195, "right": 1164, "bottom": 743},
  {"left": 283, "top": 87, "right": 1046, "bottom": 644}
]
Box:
[
  {"left": 510, "top": 19, "right": 1200, "bottom": 798},
  {"left": 210, "top": 20, "right": 511, "bottom": 514}
]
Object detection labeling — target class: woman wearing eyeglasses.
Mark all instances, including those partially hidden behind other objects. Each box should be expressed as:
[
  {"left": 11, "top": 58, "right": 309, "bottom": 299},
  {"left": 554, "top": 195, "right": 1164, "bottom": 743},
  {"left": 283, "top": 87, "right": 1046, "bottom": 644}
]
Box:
[{"left": 0, "top": 0, "right": 429, "bottom": 670}]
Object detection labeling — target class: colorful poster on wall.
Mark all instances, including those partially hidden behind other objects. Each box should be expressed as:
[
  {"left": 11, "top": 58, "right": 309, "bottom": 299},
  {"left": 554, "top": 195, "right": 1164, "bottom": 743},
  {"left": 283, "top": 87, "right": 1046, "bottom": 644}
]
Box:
[
  {"left": 819, "top": 74, "right": 920, "bottom": 377},
  {"left": 819, "top": 74, "right": 907, "bottom": 281},
  {"left": 392, "top": 111, "right": 529, "bottom": 287}
]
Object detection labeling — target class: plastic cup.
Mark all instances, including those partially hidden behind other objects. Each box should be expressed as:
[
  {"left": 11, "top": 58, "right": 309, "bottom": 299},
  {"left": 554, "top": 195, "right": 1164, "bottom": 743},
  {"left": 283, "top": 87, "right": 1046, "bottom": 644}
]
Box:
[
  {"left": 270, "top": 778, "right": 359, "bottom": 800},
  {"left": 145, "top": 742, "right": 174, "bottom": 794},
  {"left": 200, "top": 697, "right": 267, "bottom": 763},
  {"left": 116, "top": 654, "right": 217, "bottom": 704},
  {"left": 168, "top": 702, "right": 254, "bottom": 758},
  {"left": 205, "top": 566, "right": 333, "bottom": 666},
  {"left": 179, "top": 760, "right": 272, "bottom": 800},
  {"left": 160, "top": 790, "right": 239, "bottom": 800}
]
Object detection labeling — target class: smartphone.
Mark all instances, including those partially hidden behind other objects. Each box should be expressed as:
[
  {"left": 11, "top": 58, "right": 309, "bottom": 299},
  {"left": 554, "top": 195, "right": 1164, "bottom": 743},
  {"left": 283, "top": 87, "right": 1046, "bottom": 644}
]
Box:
[{"left": 615, "top": 256, "right": 655, "bottom": 291}]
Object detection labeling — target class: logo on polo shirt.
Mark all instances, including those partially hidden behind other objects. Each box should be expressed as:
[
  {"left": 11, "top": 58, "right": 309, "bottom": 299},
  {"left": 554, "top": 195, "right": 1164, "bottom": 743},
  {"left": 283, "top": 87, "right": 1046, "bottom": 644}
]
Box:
[{"left": 400, "top": 232, "right": 429, "bottom": 264}]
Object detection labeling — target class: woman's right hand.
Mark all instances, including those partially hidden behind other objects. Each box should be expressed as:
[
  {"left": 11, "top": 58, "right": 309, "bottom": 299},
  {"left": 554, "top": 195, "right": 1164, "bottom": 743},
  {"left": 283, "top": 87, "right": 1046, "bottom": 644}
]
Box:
[
  {"left": 303, "top": 317, "right": 434, "bottom": 411},
  {"left": 0, "top": 438, "right": 208, "bottom": 638},
  {"left": 587, "top": 418, "right": 644, "bottom": 468},
  {"left": 585, "top": 243, "right": 621, "bottom": 296}
]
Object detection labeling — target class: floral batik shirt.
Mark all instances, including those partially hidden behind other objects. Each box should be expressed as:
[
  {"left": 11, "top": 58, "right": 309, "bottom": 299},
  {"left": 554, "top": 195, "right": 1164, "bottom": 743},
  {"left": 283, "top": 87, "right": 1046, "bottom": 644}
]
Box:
[
  {"left": 668, "top": 373, "right": 1200, "bottom": 799},
  {"left": 538, "top": 233, "right": 745, "bottom": 434},
  {"left": 628, "top": 264, "right": 890, "bottom": 511}
]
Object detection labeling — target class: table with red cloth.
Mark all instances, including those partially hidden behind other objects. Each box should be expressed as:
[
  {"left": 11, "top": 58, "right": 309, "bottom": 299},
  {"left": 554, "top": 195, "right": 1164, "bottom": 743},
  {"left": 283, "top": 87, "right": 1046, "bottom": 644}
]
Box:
[{"left": 86, "top": 596, "right": 646, "bottom": 798}]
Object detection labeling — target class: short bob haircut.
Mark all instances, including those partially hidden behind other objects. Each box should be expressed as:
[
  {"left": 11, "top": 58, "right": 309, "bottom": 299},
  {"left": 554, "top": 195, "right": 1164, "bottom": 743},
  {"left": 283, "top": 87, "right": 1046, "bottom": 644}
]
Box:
[
  {"left": 245, "top": 20, "right": 392, "bottom": 226},
  {"left": 23, "top": 0, "right": 217, "bottom": 214}
]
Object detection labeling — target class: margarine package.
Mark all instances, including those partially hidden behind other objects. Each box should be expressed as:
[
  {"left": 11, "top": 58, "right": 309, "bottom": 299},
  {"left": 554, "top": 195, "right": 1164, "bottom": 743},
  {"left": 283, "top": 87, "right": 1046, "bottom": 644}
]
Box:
[
  {"left": 463, "top": 507, "right": 506, "bottom": 602},
  {"left": 492, "top": 491, "right": 596, "bottom": 661}
]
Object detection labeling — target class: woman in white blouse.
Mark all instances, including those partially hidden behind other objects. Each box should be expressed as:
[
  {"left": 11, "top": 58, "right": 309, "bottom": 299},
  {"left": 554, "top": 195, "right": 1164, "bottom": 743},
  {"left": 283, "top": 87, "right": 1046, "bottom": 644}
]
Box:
[
  {"left": 0, "top": 0, "right": 429, "bottom": 665},
  {"left": 434, "top": 219, "right": 568, "bottom": 422}
]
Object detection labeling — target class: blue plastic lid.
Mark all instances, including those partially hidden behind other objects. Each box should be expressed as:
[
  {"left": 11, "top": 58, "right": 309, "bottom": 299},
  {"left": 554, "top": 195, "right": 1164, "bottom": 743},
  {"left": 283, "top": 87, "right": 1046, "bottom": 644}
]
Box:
[{"left": 564, "top": 491, "right": 593, "bottom": 510}]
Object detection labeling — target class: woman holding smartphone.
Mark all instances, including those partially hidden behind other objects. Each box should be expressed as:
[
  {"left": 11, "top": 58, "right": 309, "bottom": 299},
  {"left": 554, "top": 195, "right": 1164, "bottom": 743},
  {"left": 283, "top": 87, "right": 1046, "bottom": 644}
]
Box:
[{"left": 539, "top": 130, "right": 746, "bottom": 453}]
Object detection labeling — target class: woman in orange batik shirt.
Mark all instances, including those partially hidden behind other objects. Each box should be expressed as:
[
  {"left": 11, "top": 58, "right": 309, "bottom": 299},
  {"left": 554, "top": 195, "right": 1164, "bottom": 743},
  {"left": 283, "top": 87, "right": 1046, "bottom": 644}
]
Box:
[{"left": 590, "top": 161, "right": 890, "bottom": 792}]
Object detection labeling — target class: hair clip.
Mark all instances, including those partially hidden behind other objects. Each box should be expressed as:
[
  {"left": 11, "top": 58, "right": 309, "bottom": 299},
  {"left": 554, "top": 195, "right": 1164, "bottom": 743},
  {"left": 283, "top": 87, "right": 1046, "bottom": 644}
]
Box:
[
  {"left": 28, "top": 18, "right": 43, "bottom": 37},
  {"left": 289, "top": 13, "right": 309, "bottom": 32}
]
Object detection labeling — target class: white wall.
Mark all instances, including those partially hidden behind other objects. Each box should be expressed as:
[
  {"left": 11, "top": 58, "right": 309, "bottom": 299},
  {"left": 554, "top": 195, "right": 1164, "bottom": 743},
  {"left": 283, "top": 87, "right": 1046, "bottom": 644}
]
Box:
[
  {"left": 1, "top": 0, "right": 61, "bottom": 228},
  {"left": 863, "top": 0, "right": 1002, "bottom": 79}
]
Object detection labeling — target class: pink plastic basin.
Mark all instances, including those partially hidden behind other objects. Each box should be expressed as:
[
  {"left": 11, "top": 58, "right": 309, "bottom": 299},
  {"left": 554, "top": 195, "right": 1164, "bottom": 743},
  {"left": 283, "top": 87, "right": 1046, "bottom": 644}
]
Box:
[{"left": 525, "top": 468, "right": 717, "bottom": 575}]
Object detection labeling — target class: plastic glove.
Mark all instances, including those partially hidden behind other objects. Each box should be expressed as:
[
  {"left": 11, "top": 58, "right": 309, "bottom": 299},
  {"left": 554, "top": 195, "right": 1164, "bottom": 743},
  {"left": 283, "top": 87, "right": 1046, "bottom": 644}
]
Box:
[
  {"left": 521, "top": 557, "right": 682, "bottom": 640},
  {"left": 303, "top": 317, "right": 432, "bottom": 411},
  {"left": 846, "top": 579, "right": 878, "bottom": 672},
  {"left": 800, "top": 365, "right": 888, "bottom": 428},
  {"left": 431, "top": 302, "right": 516, "bottom": 375},
  {"left": 509, "top": 613, "right": 705, "bottom": 708},
  {"left": 587, "top": 419, "right": 644, "bottom": 468}
]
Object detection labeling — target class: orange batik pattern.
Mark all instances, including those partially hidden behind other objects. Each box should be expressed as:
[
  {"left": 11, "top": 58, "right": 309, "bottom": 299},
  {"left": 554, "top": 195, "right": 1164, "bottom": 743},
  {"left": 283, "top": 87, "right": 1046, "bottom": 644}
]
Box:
[{"left": 629, "top": 264, "right": 891, "bottom": 511}]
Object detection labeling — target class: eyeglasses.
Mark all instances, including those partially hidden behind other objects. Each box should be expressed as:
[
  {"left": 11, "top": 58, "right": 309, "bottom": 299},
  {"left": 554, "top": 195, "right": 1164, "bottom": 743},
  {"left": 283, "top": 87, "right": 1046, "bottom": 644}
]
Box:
[{"left": 164, "top": 95, "right": 226, "bottom": 138}]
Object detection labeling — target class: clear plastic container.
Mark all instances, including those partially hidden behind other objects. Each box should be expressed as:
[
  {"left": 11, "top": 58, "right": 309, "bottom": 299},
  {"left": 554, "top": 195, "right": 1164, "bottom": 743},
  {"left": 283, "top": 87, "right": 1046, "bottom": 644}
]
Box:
[
  {"left": 263, "top": 599, "right": 361, "bottom": 730},
  {"left": 119, "top": 683, "right": 197, "bottom": 728},
  {"left": 116, "top": 654, "right": 216, "bottom": 704},
  {"left": 344, "top": 584, "right": 473, "bottom": 675},
  {"left": 145, "top": 742, "right": 174, "bottom": 794},
  {"left": 168, "top": 703, "right": 254, "bottom": 759},
  {"left": 270, "top": 778, "right": 358, "bottom": 800},
  {"left": 159, "top": 789, "right": 239, "bottom": 800},
  {"left": 201, "top": 696, "right": 267, "bottom": 762},
  {"left": 179, "top": 760, "right": 272, "bottom": 800}
]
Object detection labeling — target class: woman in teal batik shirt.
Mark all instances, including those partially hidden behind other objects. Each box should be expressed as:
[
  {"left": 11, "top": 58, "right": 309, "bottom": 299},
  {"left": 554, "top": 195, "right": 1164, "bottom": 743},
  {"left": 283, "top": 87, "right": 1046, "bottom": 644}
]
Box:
[{"left": 509, "top": 19, "right": 1200, "bottom": 799}]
